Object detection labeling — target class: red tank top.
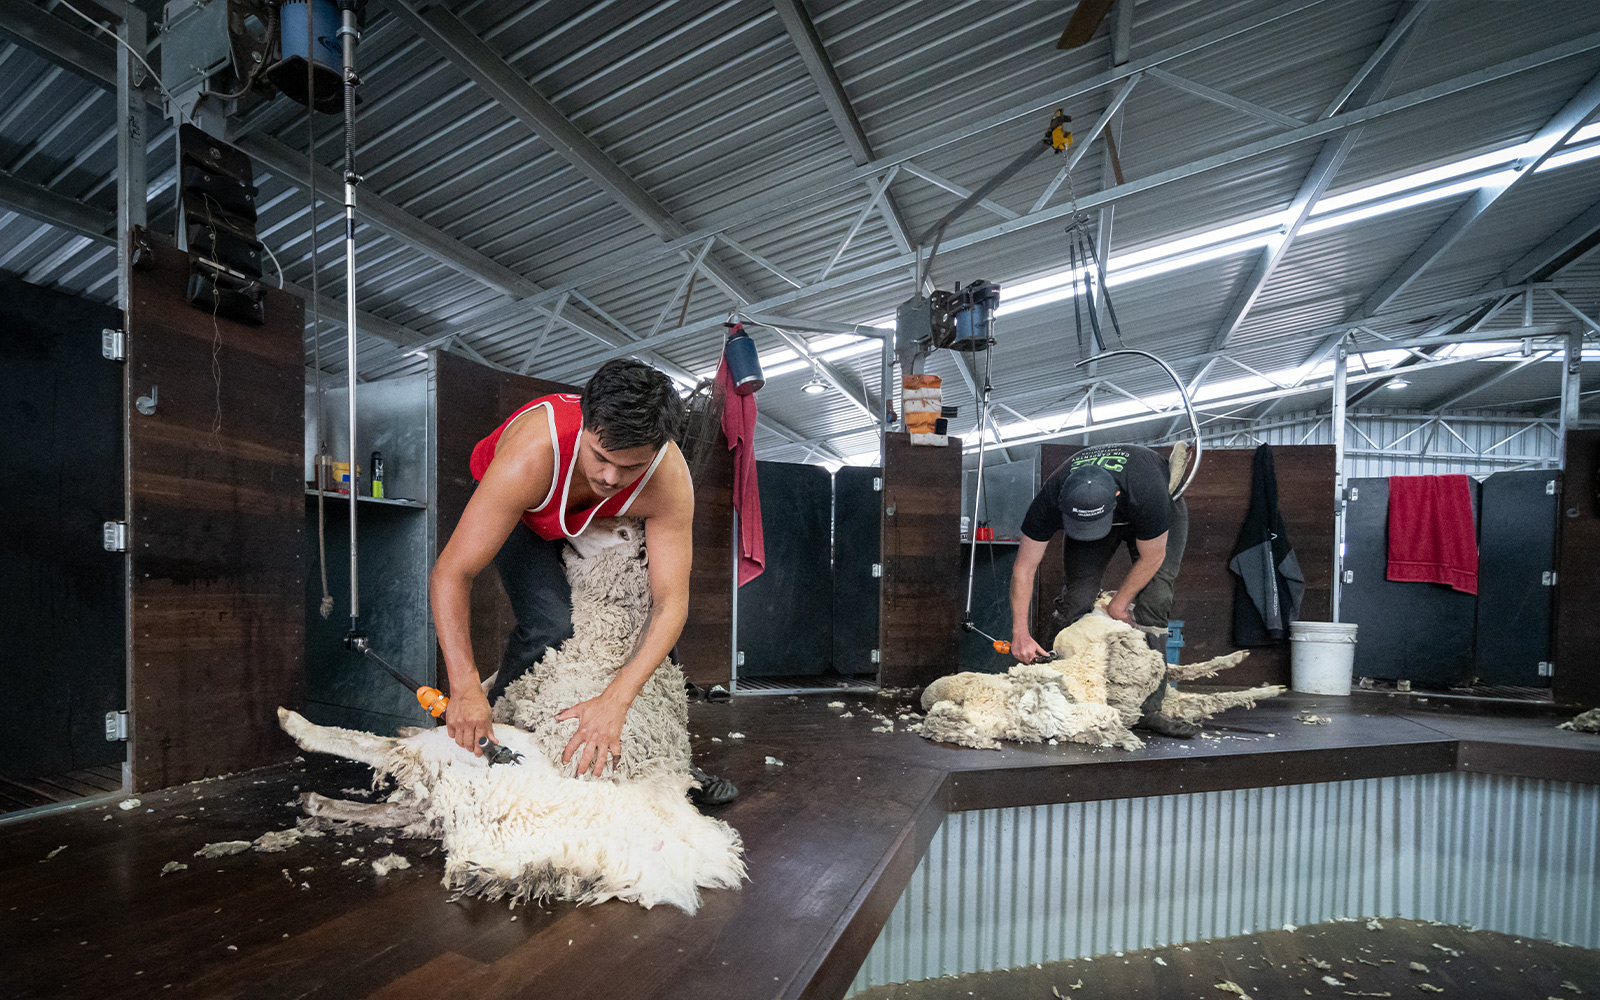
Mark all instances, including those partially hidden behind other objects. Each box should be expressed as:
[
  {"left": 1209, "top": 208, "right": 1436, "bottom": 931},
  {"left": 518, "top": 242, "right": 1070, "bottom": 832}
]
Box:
[{"left": 469, "top": 393, "right": 665, "bottom": 541}]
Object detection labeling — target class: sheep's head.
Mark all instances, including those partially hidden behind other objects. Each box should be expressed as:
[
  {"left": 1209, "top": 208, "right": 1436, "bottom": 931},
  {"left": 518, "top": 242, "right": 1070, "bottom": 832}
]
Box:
[{"left": 568, "top": 517, "right": 647, "bottom": 561}]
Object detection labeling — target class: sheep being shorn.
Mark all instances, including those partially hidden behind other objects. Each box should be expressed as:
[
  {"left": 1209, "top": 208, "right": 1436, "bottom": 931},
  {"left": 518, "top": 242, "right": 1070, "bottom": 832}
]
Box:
[
  {"left": 491, "top": 518, "right": 690, "bottom": 781},
  {"left": 278, "top": 709, "right": 744, "bottom": 912},
  {"left": 918, "top": 613, "right": 1283, "bottom": 751},
  {"left": 279, "top": 518, "right": 743, "bottom": 912}
]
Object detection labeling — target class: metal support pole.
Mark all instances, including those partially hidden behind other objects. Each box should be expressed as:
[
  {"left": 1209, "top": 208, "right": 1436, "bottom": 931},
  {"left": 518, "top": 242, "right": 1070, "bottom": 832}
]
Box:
[
  {"left": 1559, "top": 329, "right": 1582, "bottom": 467},
  {"left": 114, "top": 2, "right": 148, "bottom": 313},
  {"left": 339, "top": 2, "right": 364, "bottom": 636},
  {"left": 1331, "top": 342, "right": 1348, "bottom": 622}
]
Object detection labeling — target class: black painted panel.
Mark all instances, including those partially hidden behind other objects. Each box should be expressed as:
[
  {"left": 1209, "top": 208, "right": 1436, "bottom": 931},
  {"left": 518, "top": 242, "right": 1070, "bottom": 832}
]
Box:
[
  {"left": 0, "top": 276, "right": 126, "bottom": 777},
  {"left": 833, "top": 466, "right": 881, "bottom": 677},
  {"left": 1475, "top": 471, "right": 1558, "bottom": 686},
  {"left": 737, "top": 462, "right": 833, "bottom": 676},
  {"left": 958, "top": 542, "right": 1018, "bottom": 673},
  {"left": 1341, "top": 476, "right": 1477, "bottom": 684}
]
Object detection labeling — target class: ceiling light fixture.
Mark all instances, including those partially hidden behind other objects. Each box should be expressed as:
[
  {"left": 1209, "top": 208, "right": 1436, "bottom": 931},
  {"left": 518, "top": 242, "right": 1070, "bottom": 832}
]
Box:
[
  {"left": 801, "top": 371, "right": 829, "bottom": 395},
  {"left": 1386, "top": 377, "right": 1411, "bottom": 389}
]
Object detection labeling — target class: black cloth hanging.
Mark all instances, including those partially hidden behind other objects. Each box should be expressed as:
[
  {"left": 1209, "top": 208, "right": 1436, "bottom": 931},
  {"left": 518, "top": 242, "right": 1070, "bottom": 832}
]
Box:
[{"left": 1228, "top": 444, "right": 1305, "bottom": 645}]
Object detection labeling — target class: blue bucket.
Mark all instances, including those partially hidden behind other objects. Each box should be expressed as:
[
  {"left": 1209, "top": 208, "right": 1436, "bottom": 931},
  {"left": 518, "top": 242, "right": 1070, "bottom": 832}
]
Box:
[{"left": 723, "top": 325, "right": 765, "bottom": 395}]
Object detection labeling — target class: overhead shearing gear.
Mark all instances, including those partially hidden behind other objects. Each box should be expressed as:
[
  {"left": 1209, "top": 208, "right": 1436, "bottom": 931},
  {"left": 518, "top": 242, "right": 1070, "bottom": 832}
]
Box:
[{"left": 917, "top": 109, "right": 1072, "bottom": 289}]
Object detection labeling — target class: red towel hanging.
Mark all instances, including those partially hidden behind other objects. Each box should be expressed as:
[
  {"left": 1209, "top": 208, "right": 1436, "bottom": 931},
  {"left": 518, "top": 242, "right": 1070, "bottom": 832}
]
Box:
[{"left": 1386, "top": 475, "right": 1478, "bottom": 595}]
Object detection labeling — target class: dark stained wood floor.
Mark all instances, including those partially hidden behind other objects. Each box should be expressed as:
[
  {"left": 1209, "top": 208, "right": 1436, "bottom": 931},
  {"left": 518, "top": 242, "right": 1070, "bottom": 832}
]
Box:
[{"left": 2, "top": 692, "right": 1596, "bottom": 1000}]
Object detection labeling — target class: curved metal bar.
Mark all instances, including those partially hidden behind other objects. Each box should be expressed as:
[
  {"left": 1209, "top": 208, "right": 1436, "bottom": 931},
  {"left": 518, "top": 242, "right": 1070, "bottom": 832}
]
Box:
[{"left": 1073, "top": 349, "right": 1203, "bottom": 500}]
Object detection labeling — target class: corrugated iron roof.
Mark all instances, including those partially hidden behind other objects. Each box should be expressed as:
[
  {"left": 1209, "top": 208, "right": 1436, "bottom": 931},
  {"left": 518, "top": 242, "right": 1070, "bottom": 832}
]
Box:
[{"left": 0, "top": 0, "right": 1595, "bottom": 463}]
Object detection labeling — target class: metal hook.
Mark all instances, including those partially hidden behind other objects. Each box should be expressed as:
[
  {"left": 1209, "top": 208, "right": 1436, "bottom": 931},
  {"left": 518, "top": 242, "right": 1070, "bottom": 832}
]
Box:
[{"left": 1073, "top": 349, "right": 1203, "bottom": 500}]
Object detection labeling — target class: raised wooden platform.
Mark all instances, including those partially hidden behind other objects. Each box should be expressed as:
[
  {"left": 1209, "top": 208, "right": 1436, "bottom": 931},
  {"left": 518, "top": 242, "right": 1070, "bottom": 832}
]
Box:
[{"left": 3, "top": 692, "right": 1596, "bottom": 1000}]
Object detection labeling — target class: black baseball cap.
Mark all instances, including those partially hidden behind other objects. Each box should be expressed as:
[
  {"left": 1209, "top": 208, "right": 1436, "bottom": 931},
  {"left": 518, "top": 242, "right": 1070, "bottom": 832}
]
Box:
[{"left": 1059, "top": 466, "right": 1117, "bottom": 541}]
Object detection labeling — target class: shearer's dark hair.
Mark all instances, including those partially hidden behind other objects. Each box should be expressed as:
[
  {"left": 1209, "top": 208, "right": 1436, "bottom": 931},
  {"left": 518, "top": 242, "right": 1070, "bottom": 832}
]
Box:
[{"left": 580, "top": 358, "right": 684, "bottom": 451}]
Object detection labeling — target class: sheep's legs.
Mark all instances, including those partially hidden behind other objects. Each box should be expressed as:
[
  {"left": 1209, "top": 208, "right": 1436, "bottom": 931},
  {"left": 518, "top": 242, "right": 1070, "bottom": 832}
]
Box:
[
  {"left": 278, "top": 707, "right": 397, "bottom": 768},
  {"left": 1166, "top": 649, "right": 1250, "bottom": 682},
  {"left": 299, "top": 790, "right": 420, "bottom": 828},
  {"left": 1165, "top": 684, "right": 1286, "bottom": 722}
]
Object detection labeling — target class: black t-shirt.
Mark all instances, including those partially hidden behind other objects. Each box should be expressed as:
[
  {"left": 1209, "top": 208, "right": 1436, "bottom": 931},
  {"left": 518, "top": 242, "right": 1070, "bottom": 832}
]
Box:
[{"left": 1021, "top": 445, "right": 1172, "bottom": 542}]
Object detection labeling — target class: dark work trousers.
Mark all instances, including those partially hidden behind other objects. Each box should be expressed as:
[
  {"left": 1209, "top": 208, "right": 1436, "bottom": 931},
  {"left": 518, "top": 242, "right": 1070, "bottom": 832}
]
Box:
[
  {"left": 487, "top": 522, "right": 575, "bottom": 704},
  {"left": 1049, "top": 498, "right": 1189, "bottom": 716}
]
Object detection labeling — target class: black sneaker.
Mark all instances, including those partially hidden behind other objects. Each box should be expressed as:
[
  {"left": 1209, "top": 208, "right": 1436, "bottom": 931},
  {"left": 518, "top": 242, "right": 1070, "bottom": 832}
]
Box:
[
  {"left": 689, "top": 766, "right": 739, "bottom": 806},
  {"left": 1134, "top": 712, "right": 1200, "bottom": 739}
]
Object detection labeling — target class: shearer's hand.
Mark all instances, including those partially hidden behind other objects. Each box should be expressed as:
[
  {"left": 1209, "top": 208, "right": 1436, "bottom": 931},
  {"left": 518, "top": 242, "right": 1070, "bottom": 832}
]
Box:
[
  {"left": 556, "top": 691, "right": 628, "bottom": 778},
  {"left": 445, "top": 690, "right": 494, "bottom": 756},
  {"left": 1106, "top": 591, "right": 1137, "bottom": 625},
  {"left": 1011, "top": 633, "right": 1049, "bottom": 664}
]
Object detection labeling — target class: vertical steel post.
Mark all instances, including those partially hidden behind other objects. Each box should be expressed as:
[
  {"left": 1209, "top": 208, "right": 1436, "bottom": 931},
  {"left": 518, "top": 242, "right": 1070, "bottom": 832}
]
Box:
[
  {"left": 339, "top": 2, "right": 362, "bottom": 627},
  {"left": 114, "top": 2, "right": 147, "bottom": 313},
  {"left": 1559, "top": 329, "right": 1582, "bottom": 468},
  {"left": 1331, "top": 341, "right": 1348, "bottom": 622}
]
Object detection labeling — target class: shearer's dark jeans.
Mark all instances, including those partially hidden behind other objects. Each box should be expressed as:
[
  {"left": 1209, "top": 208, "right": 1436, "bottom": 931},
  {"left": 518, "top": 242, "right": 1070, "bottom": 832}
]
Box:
[{"left": 487, "top": 522, "right": 575, "bottom": 703}]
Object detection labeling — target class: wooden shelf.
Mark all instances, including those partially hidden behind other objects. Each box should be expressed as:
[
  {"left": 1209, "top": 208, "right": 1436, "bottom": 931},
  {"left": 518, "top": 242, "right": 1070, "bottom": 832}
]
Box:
[{"left": 304, "top": 488, "right": 427, "bottom": 509}]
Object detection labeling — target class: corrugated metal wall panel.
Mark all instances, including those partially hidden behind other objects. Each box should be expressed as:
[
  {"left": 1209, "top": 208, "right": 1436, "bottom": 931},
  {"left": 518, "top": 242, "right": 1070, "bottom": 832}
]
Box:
[{"left": 847, "top": 772, "right": 1600, "bottom": 995}]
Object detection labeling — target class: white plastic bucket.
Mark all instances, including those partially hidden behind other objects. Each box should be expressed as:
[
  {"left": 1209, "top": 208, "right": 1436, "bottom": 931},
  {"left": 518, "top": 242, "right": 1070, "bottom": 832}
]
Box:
[{"left": 1288, "top": 621, "right": 1359, "bottom": 695}]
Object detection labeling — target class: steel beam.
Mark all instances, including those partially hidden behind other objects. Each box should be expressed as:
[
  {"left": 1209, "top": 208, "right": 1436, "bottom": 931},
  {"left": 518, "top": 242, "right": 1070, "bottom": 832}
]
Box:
[
  {"left": 1144, "top": 67, "right": 1305, "bottom": 129},
  {"left": 551, "top": 31, "right": 1600, "bottom": 373},
  {"left": 1559, "top": 330, "right": 1584, "bottom": 466},
  {"left": 1501, "top": 197, "right": 1600, "bottom": 286},
  {"left": 899, "top": 163, "right": 1018, "bottom": 220},
  {"left": 113, "top": 1, "right": 147, "bottom": 314},
  {"left": 1331, "top": 343, "right": 1347, "bottom": 621},
  {"left": 770, "top": 0, "right": 915, "bottom": 255},
  {"left": 1352, "top": 67, "right": 1600, "bottom": 319},
  {"left": 1431, "top": 350, "right": 1559, "bottom": 410},
  {"left": 387, "top": 0, "right": 881, "bottom": 417},
  {"left": 1206, "top": 3, "right": 1430, "bottom": 355}
]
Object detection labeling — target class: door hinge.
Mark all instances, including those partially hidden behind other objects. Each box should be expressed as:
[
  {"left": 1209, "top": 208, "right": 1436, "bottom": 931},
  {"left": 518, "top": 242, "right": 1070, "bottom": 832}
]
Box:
[
  {"left": 101, "top": 328, "right": 125, "bottom": 361},
  {"left": 105, "top": 710, "right": 128, "bottom": 741},
  {"left": 871, "top": 563, "right": 883, "bottom": 578},
  {"left": 1347, "top": 486, "right": 1359, "bottom": 502},
  {"left": 1546, "top": 479, "right": 1557, "bottom": 496},
  {"left": 1537, "top": 661, "right": 1553, "bottom": 678},
  {"left": 872, "top": 476, "right": 882, "bottom": 492},
  {"left": 1542, "top": 570, "right": 1558, "bottom": 586},
  {"left": 870, "top": 649, "right": 881, "bottom": 664},
  {"left": 1343, "top": 569, "right": 1354, "bottom": 584},
  {"left": 102, "top": 521, "right": 128, "bottom": 552},
  {"left": 736, "top": 651, "right": 745, "bottom": 667}
]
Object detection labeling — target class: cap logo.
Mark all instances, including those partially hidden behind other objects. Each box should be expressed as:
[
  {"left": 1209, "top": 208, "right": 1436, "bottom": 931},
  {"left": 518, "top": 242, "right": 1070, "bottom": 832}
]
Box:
[{"left": 1071, "top": 504, "right": 1107, "bottom": 518}]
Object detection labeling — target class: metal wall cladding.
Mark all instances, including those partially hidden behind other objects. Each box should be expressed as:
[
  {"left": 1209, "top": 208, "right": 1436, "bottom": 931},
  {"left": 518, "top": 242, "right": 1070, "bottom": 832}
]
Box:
[
  {"left": 1246, "top": 409, "right": 1565, "bottom": 477},
  {"left": 847, "top": 772, "right": 1600, "bottom": 995}
]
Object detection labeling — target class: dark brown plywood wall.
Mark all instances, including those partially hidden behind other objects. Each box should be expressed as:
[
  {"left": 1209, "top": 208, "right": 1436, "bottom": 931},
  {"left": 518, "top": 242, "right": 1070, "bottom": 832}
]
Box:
[
  {"left": 126, "top": 233, "right": 306, "bottom": 791},
  {"left": 1036, "top": 444, "right": 1336, "bottom": 686},
  {"left": 430, "top": 353, "right": 734, "bottom": 688},
  {"left": 880, "top": 432, "right": 964, "bottom": 688},
  {"left": 1554, "top": 430, "right": 1600, "bottom": 706}
]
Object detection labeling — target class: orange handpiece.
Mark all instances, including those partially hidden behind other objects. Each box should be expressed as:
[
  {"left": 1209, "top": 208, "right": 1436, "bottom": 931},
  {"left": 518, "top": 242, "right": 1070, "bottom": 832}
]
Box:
[
  {"left": 417, "top": 687, "right": 449, "bottom": 717},
  {"left": 993, "top": 640, "right": 1012, "bottom": 655}
]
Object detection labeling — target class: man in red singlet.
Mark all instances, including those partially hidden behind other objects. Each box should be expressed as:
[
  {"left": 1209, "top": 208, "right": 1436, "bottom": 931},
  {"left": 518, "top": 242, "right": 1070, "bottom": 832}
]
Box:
[{"left": 430, "top": 359, "right": 735, "bottom": 802}]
